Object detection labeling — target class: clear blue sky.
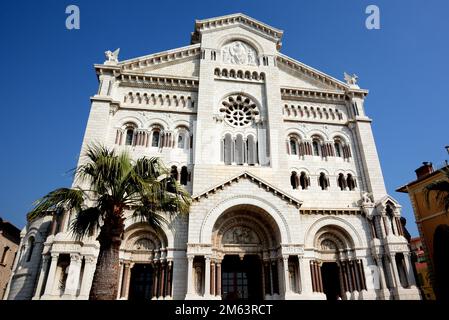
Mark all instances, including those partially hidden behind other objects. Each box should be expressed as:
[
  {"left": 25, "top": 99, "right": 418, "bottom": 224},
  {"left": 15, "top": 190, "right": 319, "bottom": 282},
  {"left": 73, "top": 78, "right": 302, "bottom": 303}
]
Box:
[{"left": 1, "top": 1, "right": 448, "bottom": 237}]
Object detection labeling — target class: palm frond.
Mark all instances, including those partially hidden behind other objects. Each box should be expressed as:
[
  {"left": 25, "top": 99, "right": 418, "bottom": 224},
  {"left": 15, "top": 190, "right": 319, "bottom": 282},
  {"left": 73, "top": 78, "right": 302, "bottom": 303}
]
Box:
[
  {"left": 70, "top": 207, "right": 102, "bottom": 240},
  {"left": 27, "top": 188, "right": 85, "bottom": 221}
]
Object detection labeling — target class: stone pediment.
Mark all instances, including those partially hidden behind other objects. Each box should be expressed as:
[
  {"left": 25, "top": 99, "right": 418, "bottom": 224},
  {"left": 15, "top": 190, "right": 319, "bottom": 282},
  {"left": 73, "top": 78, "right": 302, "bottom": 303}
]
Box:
[
  {"left": 278, "top": 53, "right": 355, "bottom": 93},
  {"left": 191, "top": 13, "right": 283, "bottom": 48},
  {"left": 192, "top": 171, "right": 302, "bottom": 208}
]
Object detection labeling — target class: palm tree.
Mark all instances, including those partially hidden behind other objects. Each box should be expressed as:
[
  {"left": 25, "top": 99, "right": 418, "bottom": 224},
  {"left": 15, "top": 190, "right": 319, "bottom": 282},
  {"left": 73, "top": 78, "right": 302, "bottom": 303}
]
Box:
[
  {"left": 27, "top": 144, "right": 191, "bottom": 300},
  {"left": 424, "top": 167, "right": 449, "bottom": 212}
]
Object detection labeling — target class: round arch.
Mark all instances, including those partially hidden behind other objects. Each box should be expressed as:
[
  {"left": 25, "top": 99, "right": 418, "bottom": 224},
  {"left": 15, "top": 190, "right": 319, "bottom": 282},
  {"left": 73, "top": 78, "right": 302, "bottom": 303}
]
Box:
[
  {"left": 304, "top": 216, "right": 365, "bottom": 249},
  {"left": 199, "top": 195, "right": 291, "bottom": 244},
  {"left": 217, "top": 33, "right": 264, "bottom": 56}
]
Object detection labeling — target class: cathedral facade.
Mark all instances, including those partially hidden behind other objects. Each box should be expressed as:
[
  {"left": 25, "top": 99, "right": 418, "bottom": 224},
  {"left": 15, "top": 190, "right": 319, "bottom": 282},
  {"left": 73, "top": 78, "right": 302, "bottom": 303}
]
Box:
[{"left": 5, "top": 14, "right": 420, "bottom": 300}]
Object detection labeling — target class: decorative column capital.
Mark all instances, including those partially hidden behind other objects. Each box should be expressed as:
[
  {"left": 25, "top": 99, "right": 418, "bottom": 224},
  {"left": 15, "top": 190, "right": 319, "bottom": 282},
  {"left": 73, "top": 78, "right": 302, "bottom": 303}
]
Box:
[
  {"left": 70, "top": 253, "right": 82, "bottom": 263},
  {"left": 50, "top": 252, "right": 59, "bottom": 259}
]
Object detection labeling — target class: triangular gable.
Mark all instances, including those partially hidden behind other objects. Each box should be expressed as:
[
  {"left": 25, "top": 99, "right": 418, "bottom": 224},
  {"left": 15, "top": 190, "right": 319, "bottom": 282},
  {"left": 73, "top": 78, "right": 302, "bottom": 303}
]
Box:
[
  {"left": 117, "top": 44, "right": 202, "bottom": 74},
  {"left": 277, "top": 53, "right": 351, "bottom": 92},
  {"left": 192, "top": 13, "right": 283, "bottom": 47},
  {"left": 375, "top": 194, "right": 402, "bottom": 209},
  {"left": 192, "top": 171, "right": 302, "bottom": 208}
]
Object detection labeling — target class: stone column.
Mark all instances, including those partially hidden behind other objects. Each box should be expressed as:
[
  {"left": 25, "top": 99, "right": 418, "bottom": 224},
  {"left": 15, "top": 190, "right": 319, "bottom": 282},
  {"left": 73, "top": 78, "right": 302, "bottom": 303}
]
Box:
[
  {"left": 166, "top": 261, "right": 173, "bottom": 297},
  {"left": 210, "top": 260, "right": 215, "bottom": 296},
  {"left": 153, "top": 262, "right": 160, "bottom": 298},
  {"left": 299, "top": 256, "right": 312, "bottom": 294},
  {"left": 42, "top": 253, "right": 59, "bottom": 297},
  {"left": 120, "top": 262, "right": 131, "bottom": 299},
  {"left": 403, "top": 252, "right": 416, "bottom": 288},
  {"left": 337, "top": 262, "right": 345, "bottom": 298},
  {"left": 375, "top": 256, "right": 387, "bottom": 290},
  {"left": 283, "top": 256, "right": 291, "bottom": 295},
  {"left": 63, "top": 254, "right": 82, "bottom": 298},
  {"left": 216, "top": 261, "right": 222, "bottom": 297},
  {"left": 390, "top": 254, "right": 402, "bottom": 288},
  {"left": 316, "top": 262, "right": 323, "bottom": 293},
  {"left": 79, "top": 256, "right": 96, "bottom": 300},
  {"left": 160, "top": 262, "right": 166, "bottom": 299},
  {"left": 32, "top": 255, "right": 50, "bottom": 299},
  {"left": 204, "top": 256, "right": 211, "bottom": 297},
  {"left": 186, "top": 255, "right": 194, "bottom": 295},
  {"left": 116, "top": 261, "right": 124, "bottom": 300}
]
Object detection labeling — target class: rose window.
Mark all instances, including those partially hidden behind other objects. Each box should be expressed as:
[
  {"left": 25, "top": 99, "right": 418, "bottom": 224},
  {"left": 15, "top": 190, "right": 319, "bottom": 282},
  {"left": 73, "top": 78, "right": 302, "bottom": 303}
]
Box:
[{"left": 220, "top": 95, "right": 259, "bottom": 127}]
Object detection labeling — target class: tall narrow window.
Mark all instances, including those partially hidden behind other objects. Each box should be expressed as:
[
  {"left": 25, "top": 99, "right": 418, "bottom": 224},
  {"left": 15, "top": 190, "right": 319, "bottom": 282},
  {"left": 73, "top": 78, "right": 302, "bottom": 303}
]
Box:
[
  {"left": 347, "top": 174, "right": 356, "bottom": 191},
  {"left": 247, "top": 135, "right": 257, "bottom": 165},
  {"left": 180, "top": 166, "right": 189, "bottom": 186},
  {"left": 152, "top": 130, "right": 160, "bottom": 147},
  {"left": 26, "top": 237, "right": 35, "bottom": 262},
  {"left": 291, "top": 172, "right": 299, "bottom": 189},
  {"left": 1, "top": 246, "right": 9, "bottom": 264},
  {"left": 290, "top": 139, "right": 298, "bottom": 155},
  {"left": 319, "top": 173, "right": 329, "bottom": 190},
  {"left": 224, "top": 134, "right": 232, "bottom": 165},
  {"left": 334, "top": 141, "right": 342, "bottom": 157},
  {"left": 235, "top": 134, "right": 244, "bottom": 165},
  {"left": 125, "top": 129, "right": 134, "bottom": 146},
  {"left": 177, "top": 134, "right": 185, "bottom": 149},
  {"left": 312, "top": 140, "right": 320, "bottom": 156},
  {"left": 338, "top": 173, "right": 346, "bottom": 190},
  {"left": 300, "top": 172, "right": 309, "bottom": 190}
]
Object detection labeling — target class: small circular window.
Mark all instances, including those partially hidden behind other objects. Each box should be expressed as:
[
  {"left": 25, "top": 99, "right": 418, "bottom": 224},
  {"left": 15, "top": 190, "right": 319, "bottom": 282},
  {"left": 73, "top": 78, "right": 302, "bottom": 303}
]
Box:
[{"left": 220, "top": 95, "right": 259, "bottom": 128}]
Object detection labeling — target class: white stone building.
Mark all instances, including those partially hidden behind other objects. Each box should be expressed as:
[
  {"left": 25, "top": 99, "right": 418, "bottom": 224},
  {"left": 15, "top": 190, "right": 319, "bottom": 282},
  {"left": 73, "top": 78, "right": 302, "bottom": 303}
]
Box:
[{"left": 5, "top": 13, "right": 420, "bottom": 300}]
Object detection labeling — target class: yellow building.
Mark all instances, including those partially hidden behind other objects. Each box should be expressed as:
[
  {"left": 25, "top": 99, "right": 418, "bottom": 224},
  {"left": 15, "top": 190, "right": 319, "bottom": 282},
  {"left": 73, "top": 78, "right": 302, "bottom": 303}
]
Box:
[
  {"left": 397, "top": 162, "right": 449, "bottom": 300},
  {"left": 0, "top": 218, "right": 21, "bottom": 299}
]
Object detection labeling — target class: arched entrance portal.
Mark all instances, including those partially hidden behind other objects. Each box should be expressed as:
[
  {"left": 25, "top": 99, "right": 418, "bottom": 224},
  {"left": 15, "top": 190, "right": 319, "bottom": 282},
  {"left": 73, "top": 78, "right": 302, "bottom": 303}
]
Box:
[
  {"left": 211, "top": 205, "right": 282, "bottom": 300},
  {"left": 118, "top": 224, "right": 172, "bottom": 300},
  {"left": 311, "top": 225, "right": 366, "bottom": 300}
]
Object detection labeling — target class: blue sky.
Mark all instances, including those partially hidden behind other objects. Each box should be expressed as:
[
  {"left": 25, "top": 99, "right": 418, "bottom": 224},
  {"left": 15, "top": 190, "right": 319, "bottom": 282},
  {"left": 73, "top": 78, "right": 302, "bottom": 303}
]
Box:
[{"left": 1, "top": 0, "right": 448, "bottom": 237}]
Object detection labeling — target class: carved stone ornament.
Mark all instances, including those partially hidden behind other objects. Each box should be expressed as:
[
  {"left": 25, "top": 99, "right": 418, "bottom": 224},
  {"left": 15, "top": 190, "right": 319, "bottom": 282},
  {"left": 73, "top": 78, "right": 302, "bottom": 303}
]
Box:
[
  {"left": 320, "top": 239, "right": 337, "bottom": 251},
  {"left": 133, "top": 238, "right": 155, "bottom": 251},
  {"left": 221, "top": 41, "right": 257, "bottom": 66},
  {"left": 222, "top": 226, "right": 260, "bottom": 244}
]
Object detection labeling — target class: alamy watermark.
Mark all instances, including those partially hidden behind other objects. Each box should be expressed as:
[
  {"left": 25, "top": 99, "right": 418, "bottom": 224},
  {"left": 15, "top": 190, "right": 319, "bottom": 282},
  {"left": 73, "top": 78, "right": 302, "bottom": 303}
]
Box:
[
  {"left": 65, "top": 5, "right": 80, "bottom": 30},
  {"left": 365, "top": 5, "right": 380, "bottom": 30}
]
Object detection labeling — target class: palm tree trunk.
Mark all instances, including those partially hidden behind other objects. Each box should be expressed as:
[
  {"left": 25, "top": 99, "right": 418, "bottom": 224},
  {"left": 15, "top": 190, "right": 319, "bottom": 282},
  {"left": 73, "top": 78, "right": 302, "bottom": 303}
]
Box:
[{"left": 89, "top": 215, "right": 124, "bottom": 300}]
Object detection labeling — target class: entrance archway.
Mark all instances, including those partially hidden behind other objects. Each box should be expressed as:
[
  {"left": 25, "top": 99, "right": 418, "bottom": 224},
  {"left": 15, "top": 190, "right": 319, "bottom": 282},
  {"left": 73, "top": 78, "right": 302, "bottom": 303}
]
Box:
[
  {"left": 321, "top": 262, "right": 341, "bottom": 300},
  {"left": 211, "top": 204, "right": 282, "bottom": 300},
  {"left": 129, "top": 264, "right": 154, "bottom": 300},
  {"left": 311, "top": 225, "right": 365, "bottom": 300},
  {"left": 222, "top": 255, "right": 263, "bottom": 300}
]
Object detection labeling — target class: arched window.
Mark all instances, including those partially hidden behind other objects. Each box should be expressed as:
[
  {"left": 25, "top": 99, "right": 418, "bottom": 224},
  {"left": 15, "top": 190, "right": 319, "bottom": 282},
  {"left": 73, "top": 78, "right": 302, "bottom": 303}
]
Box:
[
  {"left": 151, "top": 130, "right": 160, "bottom": 147},
  {"left": 178, "top": 134, "right": 185, "bottom": 149},
  {"left": 170, "top": 165, "right": 178, "bottom": 181},
  {"left": 299, "top": 172, "right": 309, "bottom": 190},
  {"left": 247, "top": 135, "right": 257, "bottom": 165},
  {"left": 337, "top": 173, "right": 346, "bottom": 191},
  {"left": 347, "top": 174, "right": 356, "bottom": 190},
  {"left": 290, "top": 138, "right": 298, "bottom": 155},
  {"left": 319, "top": 173, "right": 329, "bottom": 190},
  {"left": 312, "top": 140, "right": 320, "bottom": 156},
  {"left": 223, "top": 134, "right": 232, "bottom": 165},
  {"left": 334, "top": 141, "right": 342, "bottom": 157},
  {"left": 125, "top": 128, "right": 134, "bottom": 146},
  {"left": 290, "top": 172, "right": 299, "bottom": 189},
  {"left": 26, "top": 237, "right": 35, "bottom": 262},
  {"left": 180, "top": 166, "right": 189, "bottom": 186},
  {"left": 235, "top": 134, "right": 244, "bottom": 165}
]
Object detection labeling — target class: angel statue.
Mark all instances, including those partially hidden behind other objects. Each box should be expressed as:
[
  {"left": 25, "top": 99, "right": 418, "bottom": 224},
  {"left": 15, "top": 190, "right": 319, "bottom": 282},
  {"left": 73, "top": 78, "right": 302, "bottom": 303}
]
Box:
[
  {"left": 104, "top": 48, "right": 120, "bottom": 64},
  {"left": 344, "top": 72, "right": 358, "bottom": 85}
]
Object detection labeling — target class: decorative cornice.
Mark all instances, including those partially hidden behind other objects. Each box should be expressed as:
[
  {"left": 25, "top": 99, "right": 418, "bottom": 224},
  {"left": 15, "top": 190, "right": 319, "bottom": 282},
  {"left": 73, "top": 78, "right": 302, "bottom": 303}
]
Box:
[
  {"left": 300, "top": 208, "right": 363, "bottom": 215},
  {"left": 192, "top": 171, "right": 302, "bottom": 208},
  {"left": 281, "top": 87, "right": 347, "bottom": 103},
  {"left": 119, "top": 44, "right": 201, "bottom": 72},
  {"left": 118, "top": 73, "right": 199, "bottom": 92},
  {"left": 192, "top": 13, "right": 283, "bottom": 47}
]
